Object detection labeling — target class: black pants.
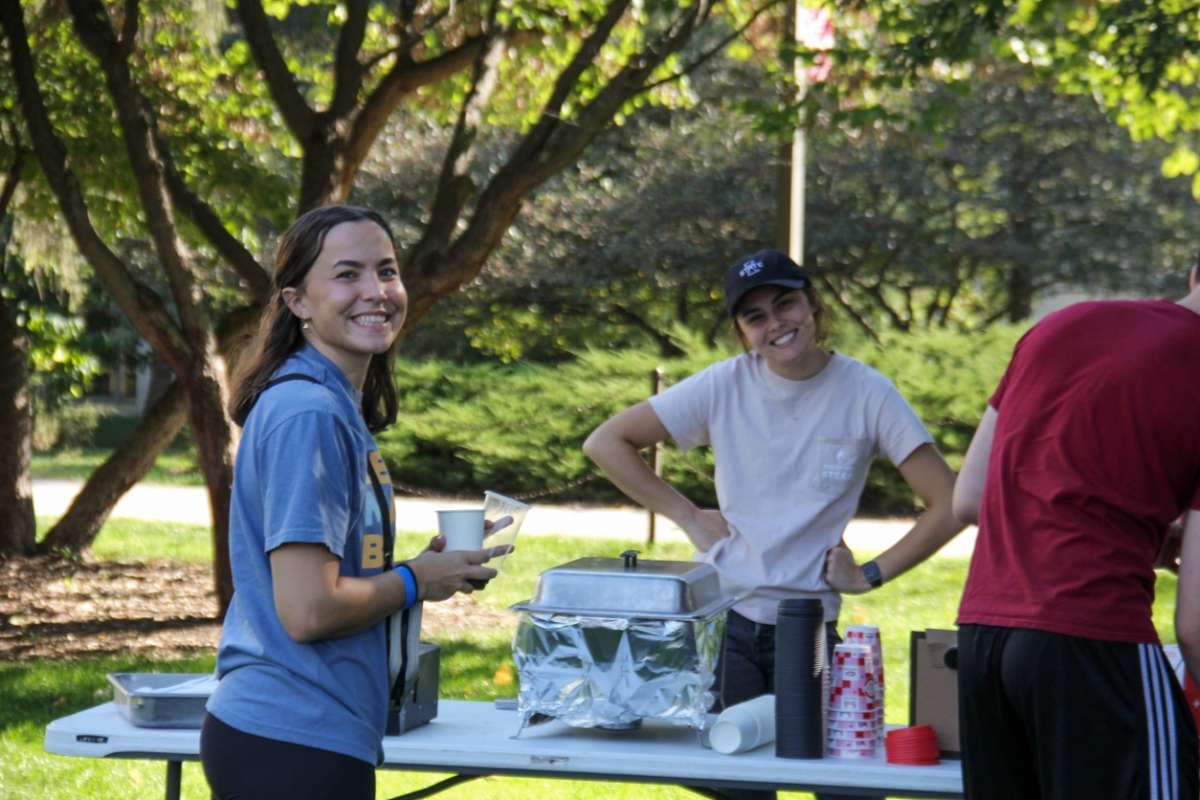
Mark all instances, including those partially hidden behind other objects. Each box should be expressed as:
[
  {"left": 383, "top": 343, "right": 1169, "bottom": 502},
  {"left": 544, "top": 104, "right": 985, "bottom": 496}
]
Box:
[
  {"left": 200, "top": 713, "right": 375, "bottom": 800},
  {"left": 713, "top": 610, "right": 880, "bottom": 800},
  {"left": 958, "top": 624, "right": 1199, "bottom": 800}
]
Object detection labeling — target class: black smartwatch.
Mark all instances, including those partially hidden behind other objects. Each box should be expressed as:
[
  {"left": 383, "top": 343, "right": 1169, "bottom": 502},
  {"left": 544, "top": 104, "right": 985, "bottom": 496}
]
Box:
[{"left": 861, "top": 560, "right": 883, "bottom": 589}]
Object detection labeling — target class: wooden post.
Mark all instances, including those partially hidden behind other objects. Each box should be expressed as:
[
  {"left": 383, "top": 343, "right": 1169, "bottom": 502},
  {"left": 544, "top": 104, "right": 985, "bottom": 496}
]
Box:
[{"left": 648, "top": 367, "right": 664, "bottom": 545}]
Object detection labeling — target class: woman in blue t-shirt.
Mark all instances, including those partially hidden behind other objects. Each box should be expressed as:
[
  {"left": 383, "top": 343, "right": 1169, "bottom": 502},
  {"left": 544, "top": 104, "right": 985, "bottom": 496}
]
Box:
[{"left": 200, "top": 204, "right": 498, "bottom": 799}]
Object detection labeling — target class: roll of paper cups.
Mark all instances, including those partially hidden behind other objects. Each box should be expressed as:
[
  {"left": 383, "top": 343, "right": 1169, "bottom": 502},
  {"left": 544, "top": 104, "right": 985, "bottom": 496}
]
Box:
[{"left": 710, "top": 695, "right": 777, "bottom": 755}]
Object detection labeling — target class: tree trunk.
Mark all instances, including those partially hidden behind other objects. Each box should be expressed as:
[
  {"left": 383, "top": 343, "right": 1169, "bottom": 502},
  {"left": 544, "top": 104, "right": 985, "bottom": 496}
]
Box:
[
  {"left": 1007, "top": 262, "right": 1034, "bottom": 321},
  {"left": 36, "top": 312, "right": 255, "bottom": 613},
  {"left": 0, "top": 291, "right": 36, "bottom": 555},
  {"left": 41, "top": 347, "right": 238, "bottom": 619},
  {"left": 183, "top": 345, "right": 237, "bottom": 618},
  {"left": 37, "top": 381, "right": 187, "bottom": 555}
]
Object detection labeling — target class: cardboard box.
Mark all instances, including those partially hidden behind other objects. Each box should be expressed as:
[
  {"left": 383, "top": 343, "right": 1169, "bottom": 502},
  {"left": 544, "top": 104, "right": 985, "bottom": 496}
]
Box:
[{"left": 908, "top": 628, "right": 960, "bottom": 757}]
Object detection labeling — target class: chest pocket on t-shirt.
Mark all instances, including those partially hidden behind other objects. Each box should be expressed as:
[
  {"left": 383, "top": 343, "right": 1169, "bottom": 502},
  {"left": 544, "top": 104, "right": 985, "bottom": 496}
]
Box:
[{"left": 813, "top": 437, "right": 872, "bottom": 494}]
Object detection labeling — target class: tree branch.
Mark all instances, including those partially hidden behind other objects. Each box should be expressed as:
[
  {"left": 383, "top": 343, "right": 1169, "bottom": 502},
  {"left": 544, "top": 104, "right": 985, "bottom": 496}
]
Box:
[
  {"left": 0, "top": 1, "right": 191, "bottom": 371},
  {"left": 606, "top": 302, "right": 685, "bottom": 357},
  {"left": 818, "top": 274, "right": 881, "bottom": 343},
  {"left": 849, "top": 272, "right": 909, "bottom": 330},
  {"left": 340, "top": 27, "right": 545, "bottom": 199},
  {"left": 235, "top": 0, "right": 317, "bottom": 140},
  {"left": 118, "top": 0, "right": 138, "bottom": 53},
  {"left": 411, "top": 0, "right": 714, "bottom": 318},
  {"left": 341, "top": 34, "right": 492, "bottom": 193},
  {"left": 0, "top": 148, "right": 24, "bottom": 224},
  {"left": 411, "top": 0, "right": 506, "bottom": 268},
  {"left": 640, "top": 0, "right": 787, "bottom": 94},
  {"left": 67, "top": 0, "right": 207, "bottom": 350},
  {"left": 161, "top": 157, "right": 272, "bottom": 302},
  {"left": 524, "top": 0, "right": 716, "bottom": 179},
  {"left": 510, "top": 0, "right": 633, "bottom": 167},
  {"left": 329, "top": 0, "right": 367, "bottom": 119}
]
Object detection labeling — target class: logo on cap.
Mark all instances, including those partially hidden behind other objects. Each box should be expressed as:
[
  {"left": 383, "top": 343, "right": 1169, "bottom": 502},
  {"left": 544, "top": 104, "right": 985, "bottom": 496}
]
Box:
[{"left": 739, "top": 259, "right": 764, "bottom": 278}]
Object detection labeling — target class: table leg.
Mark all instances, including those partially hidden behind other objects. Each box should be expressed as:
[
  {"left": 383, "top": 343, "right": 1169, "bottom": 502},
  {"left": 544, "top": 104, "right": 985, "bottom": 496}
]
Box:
[
  {"left": 682, "top": 788, "right": 737, "bottom": 800},
  {"left": 383, "top": 773, "right": 480, "bottom": 799},
  {"left": 165, "top": 760, "right": 182, "bottom": 800}
]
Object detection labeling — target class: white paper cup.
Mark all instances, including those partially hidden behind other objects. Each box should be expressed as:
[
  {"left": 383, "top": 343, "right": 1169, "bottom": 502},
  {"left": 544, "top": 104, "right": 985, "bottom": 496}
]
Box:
[
  {"left": 437, "top": 509, "right": 485, "bottom": 551},
  {"left": 709, "top": 694, "right": 776, "bottom": 755}
]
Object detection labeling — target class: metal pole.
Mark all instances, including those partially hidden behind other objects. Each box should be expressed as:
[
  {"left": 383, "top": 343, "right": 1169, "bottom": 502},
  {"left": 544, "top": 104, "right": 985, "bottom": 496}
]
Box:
[
  {"left": 648, "top": 367, "right": 663, "bottom": 545},
  {"left": 164, "top": 761, "right": 181, "bottom": 800},
  {"left": 789, "top": 0, "right": 810, "bottom": 266}
]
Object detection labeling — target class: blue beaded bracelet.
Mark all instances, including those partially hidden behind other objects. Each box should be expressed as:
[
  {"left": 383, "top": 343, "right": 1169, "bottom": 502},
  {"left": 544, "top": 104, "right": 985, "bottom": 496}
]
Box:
[{"left": 393, "top": 563, "right": 419, "bottom": 609}]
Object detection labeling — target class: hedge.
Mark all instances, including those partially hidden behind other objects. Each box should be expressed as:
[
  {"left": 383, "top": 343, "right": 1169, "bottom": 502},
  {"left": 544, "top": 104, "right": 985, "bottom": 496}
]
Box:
[{"left": 379, "top": 325, "right": 1024, "bottom": 514}]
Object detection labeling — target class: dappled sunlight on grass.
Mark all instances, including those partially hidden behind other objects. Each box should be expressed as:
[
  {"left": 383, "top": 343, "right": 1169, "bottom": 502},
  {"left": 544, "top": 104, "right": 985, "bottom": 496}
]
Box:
[
  {"left": 89, "top": 520, "right": 215, "bottom": 563},
  {"left": 4, "top": 520, "right": 1184, "bottom": 800},
  {"left": 35, "top": 516, "right": 215, "bottom": 563}
]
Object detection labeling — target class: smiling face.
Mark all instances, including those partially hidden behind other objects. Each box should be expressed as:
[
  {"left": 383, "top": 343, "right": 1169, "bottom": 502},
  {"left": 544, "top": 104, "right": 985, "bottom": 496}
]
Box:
[
  {"left": 282, "top": 219, "right": 407, "bottom": 388},
  {"left": 734, "top": 284, "right": 827, "bottom": 379}
]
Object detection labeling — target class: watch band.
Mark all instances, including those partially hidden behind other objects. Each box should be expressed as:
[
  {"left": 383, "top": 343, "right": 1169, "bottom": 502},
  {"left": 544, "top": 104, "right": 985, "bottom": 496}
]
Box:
[{"left": 861, "top": 560, "right": 883, "bottom": 589}]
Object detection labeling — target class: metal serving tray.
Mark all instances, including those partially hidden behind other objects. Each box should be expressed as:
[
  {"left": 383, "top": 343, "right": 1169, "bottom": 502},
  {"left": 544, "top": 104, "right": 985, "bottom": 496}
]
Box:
[
  {"left": 108, "top": 672, "right": 216, "bottom": 729},
  {"left": 510, "top": 550, "right": 735, "bottom": 620}
]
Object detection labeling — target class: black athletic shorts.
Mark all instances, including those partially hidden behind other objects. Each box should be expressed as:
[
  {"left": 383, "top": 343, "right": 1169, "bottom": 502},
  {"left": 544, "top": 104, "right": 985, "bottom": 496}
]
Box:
[
  {"left": 958, "top": 624, "right": 1198, "bottom": 800},
  {"left": 200, "top": 712, "right": 375, "bottom": 800}
]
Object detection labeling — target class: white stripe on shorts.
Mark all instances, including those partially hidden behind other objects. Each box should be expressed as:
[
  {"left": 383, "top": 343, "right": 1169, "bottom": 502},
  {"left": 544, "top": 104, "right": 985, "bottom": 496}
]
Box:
[{"left": 1140, "top": 643, "right": 1179, "bottom": 800}]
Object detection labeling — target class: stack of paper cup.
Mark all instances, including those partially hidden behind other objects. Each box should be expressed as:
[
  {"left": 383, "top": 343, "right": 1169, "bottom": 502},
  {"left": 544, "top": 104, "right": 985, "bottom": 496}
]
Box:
[
  {"left": 843, "top": 625, "right": 885, "bottom": 748},
  {"left": 709, "top": 695, "right": 776, "bottom": 754},
  {"left": 826, "top": 643, "right": 881, "bottom": 758}
]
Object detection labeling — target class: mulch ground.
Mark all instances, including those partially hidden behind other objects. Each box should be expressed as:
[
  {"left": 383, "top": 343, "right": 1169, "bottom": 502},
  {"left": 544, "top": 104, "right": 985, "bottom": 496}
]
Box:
[{"left": 0, "top": 555, "right": 515, "bottom": 661}]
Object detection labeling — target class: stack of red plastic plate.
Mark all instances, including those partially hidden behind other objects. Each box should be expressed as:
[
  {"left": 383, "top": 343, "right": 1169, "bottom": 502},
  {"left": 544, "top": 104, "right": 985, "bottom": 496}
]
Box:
[{"left": 884, "top": 725, "right": 940, "bottom": 765}]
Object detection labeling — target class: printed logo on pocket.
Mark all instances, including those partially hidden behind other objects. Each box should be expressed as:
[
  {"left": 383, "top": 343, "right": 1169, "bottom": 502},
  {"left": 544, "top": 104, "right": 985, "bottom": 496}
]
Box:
[{"left": 822, "top": 445, "right": 858, "bottom": 482}]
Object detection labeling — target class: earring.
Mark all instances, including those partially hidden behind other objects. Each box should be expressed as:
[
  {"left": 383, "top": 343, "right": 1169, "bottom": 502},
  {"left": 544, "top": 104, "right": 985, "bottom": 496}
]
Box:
[{"left": 300, "top": 319, "right": 311, "bottom": 331}]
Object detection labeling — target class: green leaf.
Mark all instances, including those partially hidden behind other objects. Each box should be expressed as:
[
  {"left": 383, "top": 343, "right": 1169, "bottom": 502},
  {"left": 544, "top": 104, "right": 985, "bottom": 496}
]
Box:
[{"left": 1162, "top": 145, "right": 1199, "bottom": 178}]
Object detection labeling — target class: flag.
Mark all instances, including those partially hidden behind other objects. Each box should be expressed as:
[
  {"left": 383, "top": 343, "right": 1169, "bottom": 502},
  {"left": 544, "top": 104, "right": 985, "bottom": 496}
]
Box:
[{"left": 796, "top": 5, "right": 834, "bottom": 83}]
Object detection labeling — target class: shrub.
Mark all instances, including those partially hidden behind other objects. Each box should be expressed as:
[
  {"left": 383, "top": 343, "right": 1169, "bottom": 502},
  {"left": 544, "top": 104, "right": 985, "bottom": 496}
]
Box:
[
  {"left": 381, "top": 349, "right": 704, "bottom": 503},
  {"left": 33, "top": 402, "right": 125, "bottom": 451},
  {"left": 850, "top": 325, "right": 1024, "bottom": 459},
  {"left": 380, "top": 324, "right": 1024, "bottom": 513}
]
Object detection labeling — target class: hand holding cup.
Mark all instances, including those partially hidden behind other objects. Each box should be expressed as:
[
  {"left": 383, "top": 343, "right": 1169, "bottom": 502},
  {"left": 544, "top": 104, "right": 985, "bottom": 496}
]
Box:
[{"left": 436, "top": 509, "right": 514, "bottom": 588}]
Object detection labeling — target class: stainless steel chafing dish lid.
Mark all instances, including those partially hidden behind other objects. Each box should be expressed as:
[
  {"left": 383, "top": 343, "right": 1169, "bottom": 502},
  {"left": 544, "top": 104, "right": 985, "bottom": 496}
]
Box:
[{"left": 510, "top": 550, "right": 735, "bottom": 620}]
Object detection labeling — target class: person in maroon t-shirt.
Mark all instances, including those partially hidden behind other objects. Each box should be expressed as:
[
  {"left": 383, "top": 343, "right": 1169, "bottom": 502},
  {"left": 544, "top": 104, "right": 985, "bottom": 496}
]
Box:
[{"left": 951, "top": 263, "right": 1200, "bottom": 800}]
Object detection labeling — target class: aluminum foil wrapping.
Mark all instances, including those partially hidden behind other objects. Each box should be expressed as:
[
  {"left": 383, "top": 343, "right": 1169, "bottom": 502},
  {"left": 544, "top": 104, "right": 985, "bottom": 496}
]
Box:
[{"left": 512, "top": 611, "right": 725, "bottom": 731}]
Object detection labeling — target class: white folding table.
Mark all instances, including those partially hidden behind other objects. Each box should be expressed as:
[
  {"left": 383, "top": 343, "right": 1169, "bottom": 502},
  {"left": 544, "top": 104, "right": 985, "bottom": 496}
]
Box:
[{"left": 45, "top": 699, "right": 963, "bottom": 799}]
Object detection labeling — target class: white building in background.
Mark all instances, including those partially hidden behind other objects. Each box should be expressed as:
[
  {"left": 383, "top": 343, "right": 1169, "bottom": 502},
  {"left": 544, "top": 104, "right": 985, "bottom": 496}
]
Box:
[{"left": 92, "top": 340, "right": 160, "bottom": 414}]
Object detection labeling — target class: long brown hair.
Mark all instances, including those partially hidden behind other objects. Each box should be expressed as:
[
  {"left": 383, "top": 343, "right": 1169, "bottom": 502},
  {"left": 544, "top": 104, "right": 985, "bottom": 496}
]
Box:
[{"left": 228, "top": 204, "right": 400, "bottom": 432}]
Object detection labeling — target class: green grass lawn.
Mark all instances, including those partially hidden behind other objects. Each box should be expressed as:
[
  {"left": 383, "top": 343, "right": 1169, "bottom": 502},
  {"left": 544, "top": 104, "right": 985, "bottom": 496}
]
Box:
[
  {"left": 5, "top": 517, "right": 1185, "bottom": 799},
  {"left": 32, "top": 450, "right": 205, "bottom": 486}
]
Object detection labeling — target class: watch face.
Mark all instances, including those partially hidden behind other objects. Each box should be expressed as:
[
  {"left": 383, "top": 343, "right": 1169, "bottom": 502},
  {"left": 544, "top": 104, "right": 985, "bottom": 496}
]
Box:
[{"left": 862, "top": 561, "right": 882, "bottom": 587}]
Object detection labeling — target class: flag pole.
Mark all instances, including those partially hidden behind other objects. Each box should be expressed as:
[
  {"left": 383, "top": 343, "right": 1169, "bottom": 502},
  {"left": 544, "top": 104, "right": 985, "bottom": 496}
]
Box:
[{"left": 789, "top": 0, "right": 810, "bottom": 266}]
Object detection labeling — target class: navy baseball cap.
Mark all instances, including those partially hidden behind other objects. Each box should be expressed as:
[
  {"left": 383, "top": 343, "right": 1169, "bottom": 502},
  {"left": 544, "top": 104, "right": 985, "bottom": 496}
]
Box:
[{"left": 724, "top": 250, "right": 810, "bottom": 316}]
